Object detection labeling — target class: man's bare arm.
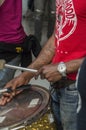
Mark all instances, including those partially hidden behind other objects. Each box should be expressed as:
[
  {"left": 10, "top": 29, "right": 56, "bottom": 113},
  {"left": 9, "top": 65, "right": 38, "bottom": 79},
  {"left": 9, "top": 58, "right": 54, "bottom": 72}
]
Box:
[
  {"left": 66, "top": 58, "right": 85, "bottom": 74},
  {"left": 21, "top": 34, "right": 56, "bottom": 78},
  {"left": 30, "top": 34, "right": 55, "bottom": 68}
]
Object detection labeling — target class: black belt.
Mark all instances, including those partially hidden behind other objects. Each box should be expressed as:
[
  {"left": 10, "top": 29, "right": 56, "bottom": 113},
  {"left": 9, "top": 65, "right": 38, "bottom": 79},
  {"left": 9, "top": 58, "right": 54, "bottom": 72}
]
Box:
[{"left": 51, "top": 78, "right": 75, "bottom": 89}]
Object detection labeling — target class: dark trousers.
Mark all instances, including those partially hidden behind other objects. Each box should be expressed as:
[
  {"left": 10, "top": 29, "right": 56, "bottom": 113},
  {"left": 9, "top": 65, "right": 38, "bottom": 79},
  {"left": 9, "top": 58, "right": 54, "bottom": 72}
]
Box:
[{"left": 34, "top": 0, "right": 56, "bottom": 42}]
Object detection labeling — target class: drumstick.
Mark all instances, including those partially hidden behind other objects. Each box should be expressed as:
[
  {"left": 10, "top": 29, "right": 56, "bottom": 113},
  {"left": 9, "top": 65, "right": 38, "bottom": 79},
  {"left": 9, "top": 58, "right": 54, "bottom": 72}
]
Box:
[
  {"left": 0, "top": 84, "right": 31, "bottom": 94},
  {"left": 0, "top": 59, "right": 37, "bottom": 73}
]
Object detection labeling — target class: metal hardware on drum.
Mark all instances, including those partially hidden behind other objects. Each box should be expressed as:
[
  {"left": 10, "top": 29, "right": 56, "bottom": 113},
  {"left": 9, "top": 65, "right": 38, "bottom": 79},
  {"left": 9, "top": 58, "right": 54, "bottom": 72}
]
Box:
[
  {"left": 0, "top": 84, "right": 31, "bottom": 94},
  {"left": 0, "top": 59, "right": 37, "bottom": 73},
  {"left": 20, "top": 109, "right": 57, "bottom": 130}
]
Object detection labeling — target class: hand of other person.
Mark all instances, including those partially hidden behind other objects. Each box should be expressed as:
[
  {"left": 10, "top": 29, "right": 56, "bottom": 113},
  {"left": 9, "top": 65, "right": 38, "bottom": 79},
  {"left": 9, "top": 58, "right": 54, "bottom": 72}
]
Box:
[{"left": 0, "top": 72, "right": 31, "bottom": 105}]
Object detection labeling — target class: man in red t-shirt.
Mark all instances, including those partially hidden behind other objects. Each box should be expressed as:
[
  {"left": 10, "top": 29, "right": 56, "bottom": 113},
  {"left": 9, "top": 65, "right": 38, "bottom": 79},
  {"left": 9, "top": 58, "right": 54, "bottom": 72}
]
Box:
[{"left": 0, "top": 0, "right": 86, "bottom": 130}]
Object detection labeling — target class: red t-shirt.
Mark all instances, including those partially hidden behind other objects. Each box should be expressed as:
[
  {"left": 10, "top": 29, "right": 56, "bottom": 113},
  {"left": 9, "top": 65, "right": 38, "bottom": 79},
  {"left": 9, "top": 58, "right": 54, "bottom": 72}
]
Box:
[{"left": 52, "top": 0, "right": 86, "bottom": 80}]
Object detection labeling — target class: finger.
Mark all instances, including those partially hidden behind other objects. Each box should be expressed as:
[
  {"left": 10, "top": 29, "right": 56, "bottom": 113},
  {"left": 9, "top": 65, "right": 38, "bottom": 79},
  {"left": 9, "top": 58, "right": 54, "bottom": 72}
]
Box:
[
  {"left": 11, "top": 90, "right": 21, "bottom": 97},
  {"left": 0, "top": 97, "right": 3, "bottom": 105},
  {"left": 16, "top": 90, "right": 22, "bottom": 95},
  {"left": 6, "top": 95, "right": 13, "bottom": 103},
  {"left": 6, "top": 90, "right": 22, "bottom": 103},
  {"left": 40, "top": 74, "right": 45, "bottom": 79},
  {"left": 34, "top": 73, "right": 39, "bottom": 80},
  {"left": 0, "top": 96, "right": 8, "bottom": 105},
  {"left": 11, "top": 91, "right": 16, "bottom": 97},
  {"left": 35, "top": 68, "right": 43, "bottom": 79},
  {"left": 0, "top": 92, "right": 15, "bottom": 106},
  {"left": 2, "top": 91, "right": 11, "bottom": 97},
  {"left": 7, "top": 98, "right": 12, "bottom": 103}
]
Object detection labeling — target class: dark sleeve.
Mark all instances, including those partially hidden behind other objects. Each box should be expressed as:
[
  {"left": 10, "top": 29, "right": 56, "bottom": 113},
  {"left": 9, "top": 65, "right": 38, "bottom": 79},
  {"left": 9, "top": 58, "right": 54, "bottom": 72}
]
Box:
[
  {"left": 78, "top": 58, "right": 86, "bottom": 96},
  {"left": 77, "top": 58, "right": 86, "bottom": 130}
]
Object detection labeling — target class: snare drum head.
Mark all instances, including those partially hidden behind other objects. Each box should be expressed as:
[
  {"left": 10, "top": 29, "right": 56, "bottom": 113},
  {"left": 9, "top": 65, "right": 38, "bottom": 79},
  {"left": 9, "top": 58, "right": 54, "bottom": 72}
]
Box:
[{"left": 0, "top": 85, "right": 50, "bottom": 129}]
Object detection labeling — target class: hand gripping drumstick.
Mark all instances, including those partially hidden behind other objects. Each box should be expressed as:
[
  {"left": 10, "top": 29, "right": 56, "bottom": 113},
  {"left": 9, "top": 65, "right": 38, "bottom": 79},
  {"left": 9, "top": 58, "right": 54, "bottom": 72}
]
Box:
[
  {"left": 0, "top": 60, "right": 37, "bottom": 73},
  {"left": 0, "top": 84, "right": 31, "bottom": 94}
]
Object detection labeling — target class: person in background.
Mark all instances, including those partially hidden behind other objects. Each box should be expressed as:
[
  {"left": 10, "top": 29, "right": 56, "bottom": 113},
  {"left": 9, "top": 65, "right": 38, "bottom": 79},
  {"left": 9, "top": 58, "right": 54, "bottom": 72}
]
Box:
[
  {"left": 34, "top": 0, "right": 56, "bottom": 42},
  {"left": 77, "top": 58, "right": 86, "bottom": 130},
  {"left": 0, "top": 0, "right": 41, "bottom": 88},
  {"left": 22, "top": 0, "right": 28, "bottom": 17},
  {"left": 0, "top": 0, "right": 86, "bottom": 130},
  {"left": 28, "top": 0, "right": 34, "bottom": 12}
]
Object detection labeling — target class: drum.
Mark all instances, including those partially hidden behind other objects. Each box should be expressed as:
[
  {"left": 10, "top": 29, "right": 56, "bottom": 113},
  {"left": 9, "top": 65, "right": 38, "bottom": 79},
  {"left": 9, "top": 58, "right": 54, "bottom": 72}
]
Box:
[{"left": 0, "top": 84, "right": 57, "bottom": 130}]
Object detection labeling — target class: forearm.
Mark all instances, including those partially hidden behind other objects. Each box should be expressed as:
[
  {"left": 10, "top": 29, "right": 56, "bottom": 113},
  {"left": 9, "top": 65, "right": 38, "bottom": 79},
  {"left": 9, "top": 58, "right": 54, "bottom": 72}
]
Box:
[
  {"left": 21, "top": 34, "right": 55, "bottom": 78},
  {"left": 66, "top": 58, "right": 85, "bottom": 74},
  {"left": 30, "top": 35, "right": 55, "bottom": 68}
]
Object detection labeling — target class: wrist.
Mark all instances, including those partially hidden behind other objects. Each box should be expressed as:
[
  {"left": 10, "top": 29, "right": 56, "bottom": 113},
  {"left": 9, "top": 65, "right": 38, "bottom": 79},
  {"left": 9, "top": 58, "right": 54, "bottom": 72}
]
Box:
[{"left": 21, "top": 71, "right": 34, "bottom": 81}]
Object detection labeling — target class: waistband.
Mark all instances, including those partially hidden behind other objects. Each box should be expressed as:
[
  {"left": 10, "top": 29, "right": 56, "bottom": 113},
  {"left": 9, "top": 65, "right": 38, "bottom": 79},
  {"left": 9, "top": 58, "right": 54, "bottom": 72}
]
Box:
[{"left": 51, "top": 78, "right": 75, "bottom": 89}]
